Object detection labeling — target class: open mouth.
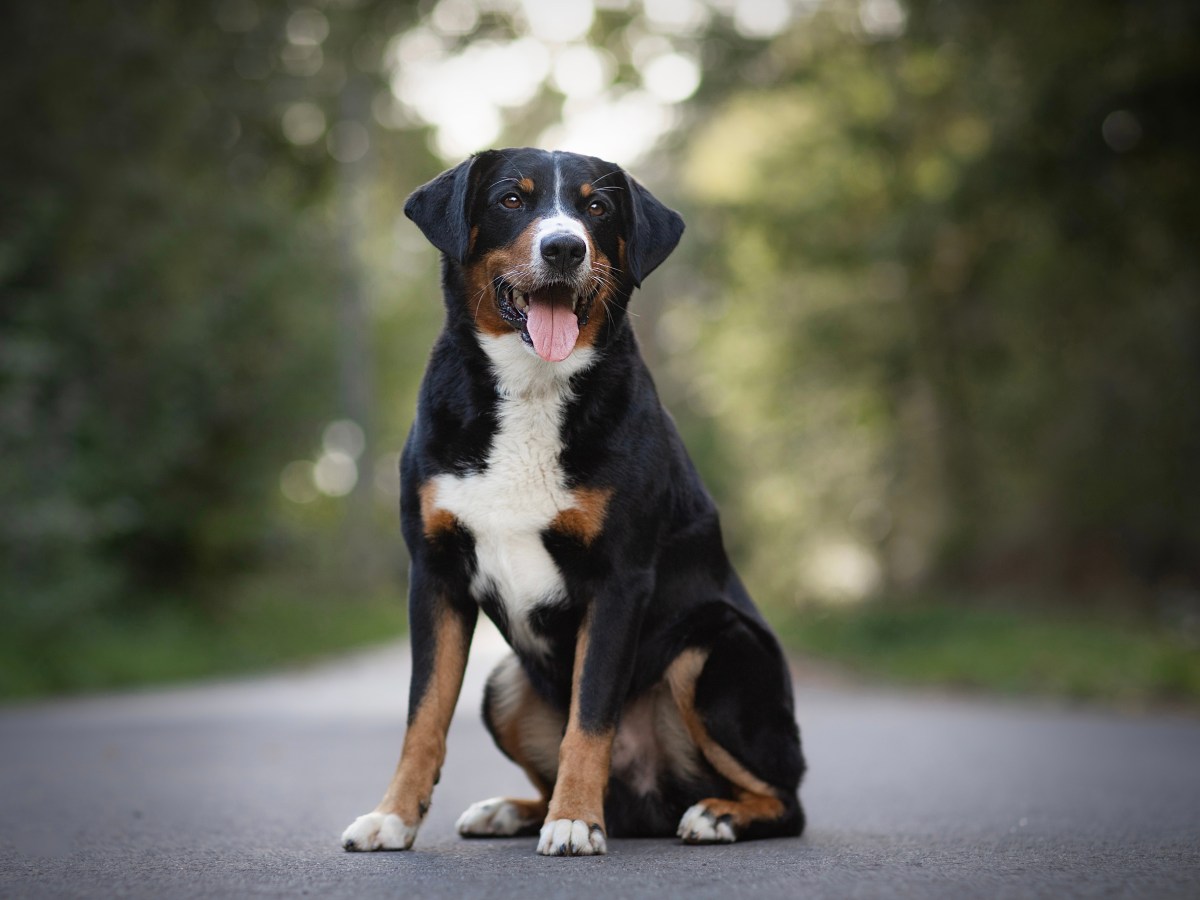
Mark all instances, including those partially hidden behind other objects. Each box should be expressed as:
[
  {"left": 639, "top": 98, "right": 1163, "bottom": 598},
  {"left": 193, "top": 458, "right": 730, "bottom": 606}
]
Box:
[{"left": 495, "top": 279, "right": 595, "bottom": 363}]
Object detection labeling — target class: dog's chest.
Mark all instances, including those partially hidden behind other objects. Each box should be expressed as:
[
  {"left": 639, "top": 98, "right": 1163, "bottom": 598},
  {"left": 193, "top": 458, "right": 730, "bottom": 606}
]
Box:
[{"left": 428, "top": 336, "right": 594, "bottom": 653}]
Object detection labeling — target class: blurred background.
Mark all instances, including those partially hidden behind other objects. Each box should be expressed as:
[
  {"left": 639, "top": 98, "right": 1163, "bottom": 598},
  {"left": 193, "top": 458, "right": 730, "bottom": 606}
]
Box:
[{"left": 2, "top": 0, "right": 1198, "bottom": 704}]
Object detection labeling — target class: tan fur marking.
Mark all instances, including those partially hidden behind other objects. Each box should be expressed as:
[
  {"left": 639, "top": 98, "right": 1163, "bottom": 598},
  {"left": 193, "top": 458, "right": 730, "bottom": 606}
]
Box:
[
  {"left": 469, "top": 225, "right": 479, "bottom": 254},
  {"left": 462, "top": 221, "right": 542, "bottom": 337},
  {"left": 573, "top": 247, "right": 613, "bottom": 351},
  {"left": 505, "top": 796, "right": 550, "bottom": 821},
  {"left": 460, "top": 211, "right": 616, "bottom": 353},
  {"left": 419, "top": 481, "right": 456, "bottom": 539},
  {"left": 518, "top": 176, "right": 535, "bottom": 193},
  {"left": 694, "top": 790, "right": 785, "bottom": 828},
  {"left": 547, "top": 728, "right": 613, "bottom": 827},
  {"left": 666, "top": 649, "right": 777, "bottom": 799},
  {"left": 492, "top": 684, "right": 558, "bottom": 798},
  {"left": 375, "top": 609, "right": 470, "bottom": 823},
  {"left": 551, "top": 487, "right": 612, "bottom": 545},
  {"left": 546, "top": 622, "right": 614, "bottom": 829},
  {"left": 580, "top": 182, "right": 594, "bottom": 198}
]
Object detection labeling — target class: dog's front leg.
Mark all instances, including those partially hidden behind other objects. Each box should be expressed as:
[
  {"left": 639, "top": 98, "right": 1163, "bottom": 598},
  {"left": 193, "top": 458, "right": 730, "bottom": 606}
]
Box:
[
  {"left": 342, "top": 577, "right": 476, "bottom": 851},
  {"left": 538, "top": 588, "right": 646, "bottom": 857}
]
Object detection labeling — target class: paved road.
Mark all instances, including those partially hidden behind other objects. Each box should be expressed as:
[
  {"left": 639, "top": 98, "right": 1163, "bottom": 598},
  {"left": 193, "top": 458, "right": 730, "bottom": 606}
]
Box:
[{"left": 2, "top": 621, "right": 1198, "bottom": 899}]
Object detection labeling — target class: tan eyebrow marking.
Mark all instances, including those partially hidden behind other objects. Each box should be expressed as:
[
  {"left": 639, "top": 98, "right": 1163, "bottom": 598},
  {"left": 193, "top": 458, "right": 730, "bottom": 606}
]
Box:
[{"left": 517, "top": 177, "right": 535, "bottom": 193}]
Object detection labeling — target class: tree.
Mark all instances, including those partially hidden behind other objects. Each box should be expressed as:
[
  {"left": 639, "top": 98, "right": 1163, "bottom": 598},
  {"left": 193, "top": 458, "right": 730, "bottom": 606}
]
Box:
[{"left": 669, "top": 0, "right": 1200, "bottom": 605}]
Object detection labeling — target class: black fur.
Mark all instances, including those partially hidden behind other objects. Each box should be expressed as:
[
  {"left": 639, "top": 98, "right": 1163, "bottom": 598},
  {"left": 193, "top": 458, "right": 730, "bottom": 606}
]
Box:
[{"left": 400, "top": 148, "right": 805, "bottom": 840}]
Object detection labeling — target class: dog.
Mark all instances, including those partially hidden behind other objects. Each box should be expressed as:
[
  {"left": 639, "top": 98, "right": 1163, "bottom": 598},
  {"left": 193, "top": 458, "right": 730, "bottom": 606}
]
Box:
[{"left": 341, "top": 148, "right": 805, "bottom": 856}]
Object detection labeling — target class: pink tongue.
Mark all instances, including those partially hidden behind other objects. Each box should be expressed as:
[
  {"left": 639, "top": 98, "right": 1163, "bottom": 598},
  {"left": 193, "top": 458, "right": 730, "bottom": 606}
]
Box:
[{"left": 526, "top": 292, "right": 579, "bottom": 362}]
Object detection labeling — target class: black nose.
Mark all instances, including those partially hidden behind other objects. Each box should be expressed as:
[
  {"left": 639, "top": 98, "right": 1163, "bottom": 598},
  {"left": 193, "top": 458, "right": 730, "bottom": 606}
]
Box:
[{"left": 540, "top": 232, "right": 587, "bottom": 274}]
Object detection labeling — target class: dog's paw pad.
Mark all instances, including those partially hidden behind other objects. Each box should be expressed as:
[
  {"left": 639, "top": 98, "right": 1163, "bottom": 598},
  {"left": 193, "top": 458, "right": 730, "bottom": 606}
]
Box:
[
  {"left": 341, "top": 812, "right": 418, "bottom": 851},
  {"left": 677, "top": 803, "right": 736, "bottom": 844},
  {"left": 456, "top": 797, "right": 541, "bottom": 837},
  {"left": 537, "top": 818, "right": 607, "bottom": 856}
]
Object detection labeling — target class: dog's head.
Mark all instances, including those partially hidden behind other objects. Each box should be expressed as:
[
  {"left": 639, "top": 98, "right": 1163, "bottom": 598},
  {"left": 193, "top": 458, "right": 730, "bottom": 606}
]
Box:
[{"left": 405, "top": 148, "right": 684, "bottom": 362}]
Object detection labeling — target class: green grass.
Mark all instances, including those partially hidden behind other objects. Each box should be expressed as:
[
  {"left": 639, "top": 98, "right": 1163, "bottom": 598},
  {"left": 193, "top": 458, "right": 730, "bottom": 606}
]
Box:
[
  {"left": 773, "top": 599, "right": 1200, "bottom": 708},
  {"left": 6, "top": 580, "right": 1198, "bottom": 711},
  {"left": 0, "top": 583, "right": 407, "bottom": 701}
]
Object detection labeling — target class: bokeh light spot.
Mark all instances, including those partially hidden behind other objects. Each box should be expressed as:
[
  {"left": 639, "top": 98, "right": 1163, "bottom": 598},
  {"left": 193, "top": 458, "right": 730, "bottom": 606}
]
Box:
[
  {"left": 286, "top": 8, "right": 329, "bottom": 46},
  {"left": 281, "top": 102, "right": 326, "bottom": 145},
  {"left": 859, "top": 0, "right": 907, "bottom": 39},
  {"left": 642, "top": 52, "right": 701, "bottom": 103},
  {"left": 1102, "top": 110, "right": 1142, "bottom": 153},
  {"left": 314, "top": 451, "right": 359, "bottom": 497},
  {"left": 553, "top": 45, "right": 613, "bottom": 99},
  {"left": 323, "top": 419, "right": 366, "bottom": 460},
  {"left": 732, "top": 0, "right": 791, "bottom": 39},
  {"left": 431, "top": 0, "right": 480, "bottom": 36},
  {"left": 519, "top": 0, "right": 595, "bottom": 44},
  {"left": 280, "top": 461, "right": 319, "bottom": 504},
  {"left": 642, "top": 0, "right": 710, "bottom": 35}
]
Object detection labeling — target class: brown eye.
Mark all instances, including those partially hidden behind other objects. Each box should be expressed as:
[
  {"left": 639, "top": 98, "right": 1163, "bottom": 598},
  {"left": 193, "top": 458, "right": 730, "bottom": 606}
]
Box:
[
  {"left": 586, "top": 199, "right": 606, "bottom": 217},
  {"left": 500, "top": 193, "right": 523, "bottom": 209}
]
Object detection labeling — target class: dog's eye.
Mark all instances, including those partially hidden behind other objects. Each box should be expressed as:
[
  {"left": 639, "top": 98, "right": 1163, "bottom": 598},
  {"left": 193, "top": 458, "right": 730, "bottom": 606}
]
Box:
[
  {"left": 586, "top": 200, "right": 606, "bottom": 217},
  {"left": 500, "top": 193, "right": 523, "bottom": 209}
]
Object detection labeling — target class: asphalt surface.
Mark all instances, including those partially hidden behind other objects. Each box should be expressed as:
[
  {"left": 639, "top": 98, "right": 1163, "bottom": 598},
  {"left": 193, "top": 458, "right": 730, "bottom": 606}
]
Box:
[{"left": 2, "top": 621, "right": 1199, "bottom": 899}]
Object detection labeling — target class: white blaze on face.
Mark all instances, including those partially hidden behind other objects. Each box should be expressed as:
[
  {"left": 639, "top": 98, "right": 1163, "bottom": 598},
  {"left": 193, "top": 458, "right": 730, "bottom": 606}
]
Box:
[
  {"left": 522, "top": 156, "right": 591, "bottom": 362},
  {"left": 529, "top": 156, "right": 591, "bottom": 281}
]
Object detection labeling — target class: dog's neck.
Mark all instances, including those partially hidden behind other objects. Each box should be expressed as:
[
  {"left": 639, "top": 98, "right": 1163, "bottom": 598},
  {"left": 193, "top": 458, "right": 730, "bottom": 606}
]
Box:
[{"left": 477, "top": 331, "right": 598, "bottom": 401}]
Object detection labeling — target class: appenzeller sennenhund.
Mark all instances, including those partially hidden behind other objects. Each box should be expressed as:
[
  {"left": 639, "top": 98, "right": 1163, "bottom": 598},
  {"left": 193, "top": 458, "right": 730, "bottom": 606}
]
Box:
[{"left": 341, "top": 148, "right": 805, "bottom": 856}]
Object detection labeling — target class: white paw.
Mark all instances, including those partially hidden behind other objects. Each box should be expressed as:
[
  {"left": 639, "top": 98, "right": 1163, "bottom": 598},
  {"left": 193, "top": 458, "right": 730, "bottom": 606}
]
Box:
[
  {"left": 456, "top": 797, "right": 542, "bottom": 837},
  {"left": 341, "top": 812, "right": 419, "bottom": 851},
  {"left": 677, "top": 803, "right": 736, "bottom": 844},
  {"left": 536, "top": 818, "right": 607, "bottom": 856}
]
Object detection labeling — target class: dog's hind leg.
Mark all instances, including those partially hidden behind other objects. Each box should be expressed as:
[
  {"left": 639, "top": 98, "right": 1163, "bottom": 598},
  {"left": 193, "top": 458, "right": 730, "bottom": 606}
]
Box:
[
  {"left": 458, "top": 654, "right": 562, "bottom": 837},
  {"left": 666, "top": 618, "right": 806, "bottom": 844}
]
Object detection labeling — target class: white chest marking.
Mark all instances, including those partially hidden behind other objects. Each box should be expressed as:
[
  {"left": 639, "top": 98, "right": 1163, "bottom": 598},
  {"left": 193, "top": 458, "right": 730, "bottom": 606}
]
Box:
[{"left": 429, "top": 333, "right": 596, "bottom": 654}]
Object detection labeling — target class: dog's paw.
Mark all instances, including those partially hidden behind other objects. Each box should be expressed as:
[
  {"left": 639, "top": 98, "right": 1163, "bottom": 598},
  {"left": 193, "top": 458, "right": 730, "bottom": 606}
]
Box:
[
  {"left": 536, "top": 818, "right": 607, "bottom": 856},
  {"left": 341, "top": 812, "right": 419, "bottom": 851},
  {"left": 677, "top": 803, "right": 736, "bottom": 844},
  {"left": 456, "top": 797, "right": 543, "bottom": 837}
]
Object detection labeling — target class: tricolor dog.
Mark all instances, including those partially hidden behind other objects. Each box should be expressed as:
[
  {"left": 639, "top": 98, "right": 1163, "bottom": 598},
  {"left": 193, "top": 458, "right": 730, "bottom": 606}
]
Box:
[{"left": 341, "top": 148, "right": 806, "bottom": 856}]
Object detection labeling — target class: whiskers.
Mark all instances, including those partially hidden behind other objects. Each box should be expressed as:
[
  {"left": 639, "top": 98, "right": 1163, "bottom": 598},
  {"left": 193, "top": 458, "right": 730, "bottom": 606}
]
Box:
[
  {"left": 468, "top": 279, "right": 493, "bottom": 325},
  {"left": 466, "top": 256, "right": 629, "bottom": 342},
  {"left": 588, "top": 170, "right": 625, "bottom": 193},
  {"left": 478, "top": 262, "right": 539, "bottom": 323},
  {"left": 585, "top": 261, "right": 630, "bottom": 336}
]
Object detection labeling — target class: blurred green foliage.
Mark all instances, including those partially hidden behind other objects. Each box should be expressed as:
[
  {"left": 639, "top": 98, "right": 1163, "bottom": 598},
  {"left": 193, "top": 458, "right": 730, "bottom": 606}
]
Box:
[
  {"left": 2, "top": 1, "right": 1198, "bottom": 699},
  {"left": 666, "top": 0, "right": 1200, "bottom": 609},
  {"left": 776, "top": 598, "right": 1200, "bottom": 706},
  {"left": 0, "top": 576, "right": 407, "bottom": 699},
  {"left": 0, "top": 2, "right": 432, "bottom": 695}
]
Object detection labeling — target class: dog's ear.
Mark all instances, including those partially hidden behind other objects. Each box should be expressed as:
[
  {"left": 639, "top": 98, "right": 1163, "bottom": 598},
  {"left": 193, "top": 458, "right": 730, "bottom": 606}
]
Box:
[
  {"left": 404, "top": 151, "right": 495, "bottom": 263},
  {"left": 623, "top": 175, "right": 685, "bottom": 287}
]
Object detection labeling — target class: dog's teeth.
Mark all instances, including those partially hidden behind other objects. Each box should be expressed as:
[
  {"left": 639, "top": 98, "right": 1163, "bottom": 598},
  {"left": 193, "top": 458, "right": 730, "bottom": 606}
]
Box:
[{"left": 516, "top": 293, "right": 529, "bottom": 311}]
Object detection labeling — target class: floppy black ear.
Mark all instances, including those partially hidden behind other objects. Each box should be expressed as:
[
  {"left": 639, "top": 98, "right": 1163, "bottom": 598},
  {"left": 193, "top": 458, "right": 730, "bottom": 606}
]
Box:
[
  {"left": 624, "top": 175, "right": 685, "bottom": 287},
  {"left": 404, "top": 152, "right": 494, "bottom": 263}
]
